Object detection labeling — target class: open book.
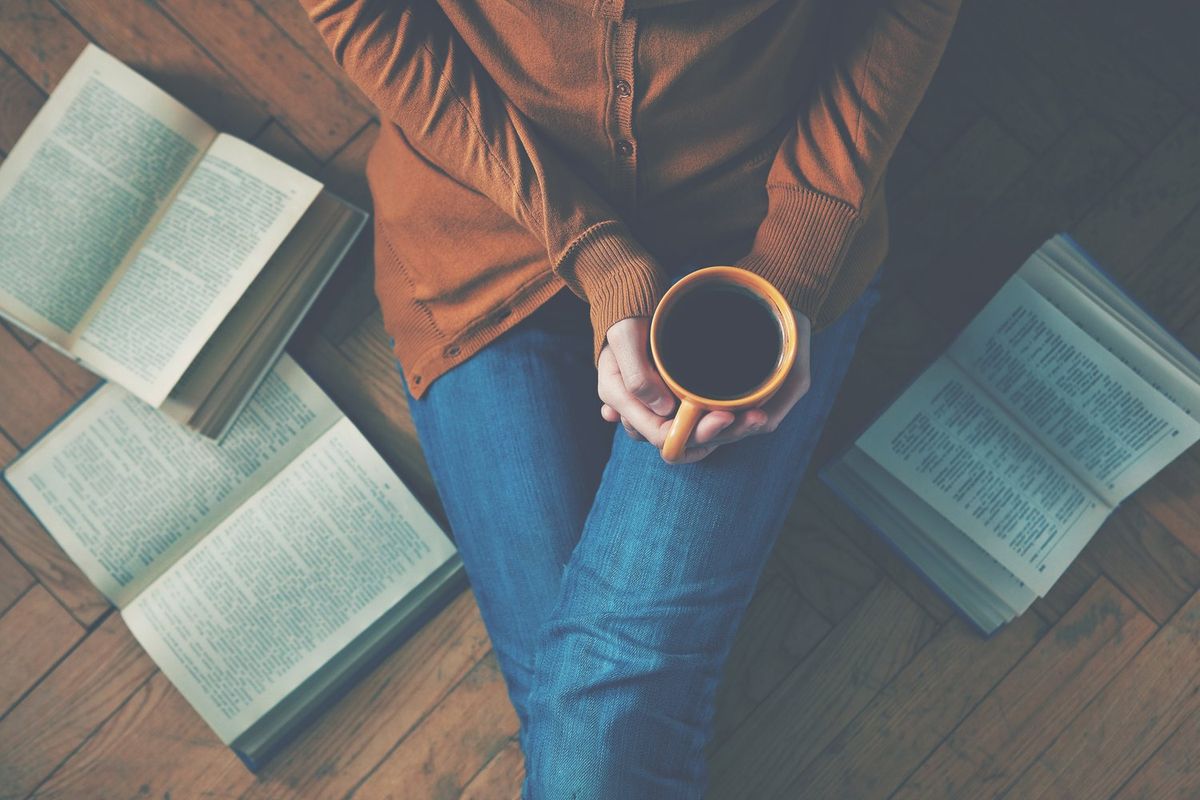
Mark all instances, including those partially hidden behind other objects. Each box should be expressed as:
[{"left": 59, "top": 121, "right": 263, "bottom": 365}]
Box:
[
  {"left": 0, "top": 44, "right": 367, "bottom": 439},
  {"left": 820, "top": 234, "right": 1200, "bottom": 635},
  {"left": 4, "top": 356, "right": 463, "bottom": 770}
]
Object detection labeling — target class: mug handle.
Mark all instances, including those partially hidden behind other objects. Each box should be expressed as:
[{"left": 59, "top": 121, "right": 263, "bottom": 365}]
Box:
[{"left": 662, "top": 400, "right": 704, "bottom": 463}]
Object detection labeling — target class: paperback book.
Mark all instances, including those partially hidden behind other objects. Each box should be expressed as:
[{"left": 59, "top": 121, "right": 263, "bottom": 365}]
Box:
[{"left": 820, "top": 234, "right": 1200, "bottom": 634}]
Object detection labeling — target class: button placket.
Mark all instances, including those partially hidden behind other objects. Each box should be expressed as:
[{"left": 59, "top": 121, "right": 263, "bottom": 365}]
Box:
[{"left": 609, "top": 15, "right": 639, "bottom": 208}]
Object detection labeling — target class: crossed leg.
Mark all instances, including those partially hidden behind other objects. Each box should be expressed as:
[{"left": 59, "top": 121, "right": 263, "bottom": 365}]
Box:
[{"left": 402, "top": 270, "right": 884, "bottom": 798}]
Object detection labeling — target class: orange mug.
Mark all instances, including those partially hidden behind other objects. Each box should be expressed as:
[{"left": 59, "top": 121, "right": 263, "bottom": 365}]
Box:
[{"left": 650, "top": 266, "right": 799, "bottom": 463}]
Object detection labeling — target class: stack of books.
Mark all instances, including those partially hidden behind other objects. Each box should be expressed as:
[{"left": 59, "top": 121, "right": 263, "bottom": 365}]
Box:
[{"left": 1, "top": 45, "right": 463, "bottom": 770}]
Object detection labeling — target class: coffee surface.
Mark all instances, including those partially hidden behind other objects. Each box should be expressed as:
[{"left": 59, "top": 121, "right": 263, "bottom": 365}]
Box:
[{"left": 656, "top": 284, "right": 782, "bottom": 400}]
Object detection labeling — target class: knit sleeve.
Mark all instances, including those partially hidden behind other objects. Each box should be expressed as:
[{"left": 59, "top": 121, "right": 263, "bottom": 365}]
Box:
[
  {"left": 736, "top": 0, "right": 962, "bottom": 327},
  {"left": 298, "top": 0, "right": 667, "bottom": 359}
]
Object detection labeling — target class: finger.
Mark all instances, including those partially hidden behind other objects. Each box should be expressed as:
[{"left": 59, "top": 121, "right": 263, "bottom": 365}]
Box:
[
  {"left": 661, "top": 442, "right": 719, "bottom": 464},
  {"left": 608, "top": 320, "right": 676, "bottom": 416},
  {"left": 599, "top": 380, "right": 672, "bottom": 446},
  {"left": 704, "top": 408, "right": 771, "bottom": 447},
  {"left": 600, "top": 403, "right": 620, "bottom": 423},
  {"left": 691, "top": 410, "right": 736, "bottom": 446},
  {"left": 622, "top": 417, "right": 645, "bottom": 440}
]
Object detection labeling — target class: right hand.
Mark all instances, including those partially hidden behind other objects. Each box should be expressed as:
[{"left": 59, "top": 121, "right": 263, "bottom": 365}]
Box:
[{"left": 597, "top": 317, "right": 766, "bottom": 463}]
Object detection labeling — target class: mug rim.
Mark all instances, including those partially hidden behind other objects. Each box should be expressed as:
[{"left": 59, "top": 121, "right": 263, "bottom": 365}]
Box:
[{"left": 649, "top": 265, "right": 799, "bottom": 409}]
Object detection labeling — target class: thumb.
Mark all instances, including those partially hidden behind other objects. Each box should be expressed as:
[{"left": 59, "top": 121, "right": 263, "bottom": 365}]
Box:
[{"left": 607, "top": 317, "right": 676, "bottom": 416}]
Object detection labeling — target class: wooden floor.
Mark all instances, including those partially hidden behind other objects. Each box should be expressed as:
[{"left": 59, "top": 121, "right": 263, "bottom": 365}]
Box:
[{"left": 2, "top": 0, "right": 1199, "bottom": 797}]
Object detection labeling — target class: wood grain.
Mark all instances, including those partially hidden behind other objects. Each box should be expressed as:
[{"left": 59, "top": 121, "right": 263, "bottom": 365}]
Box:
[
  {"left": 0, "top": 585, "right": 82, "bottom": 717},
  {"left": 155, "top": 0, "right": 372, "bottom": 159},
  {"left": 785, "top": 611, "right": 1045, "bottom": 800},
  {"left": 352, "top": 652, "right": 519, "bottom": 800},
  {"left": 34, "top": 671, "right": 256, "bottom": 799},
  {"left": 706, "top": 580, "right": 938, "bottom": 799},
  {"left": 241, "top": 590, "right": 491, "bottom": 800},
  {"left": 0, "top": 481, "right": 110, "bottom": 627},
  {"left": 1005, "top": 588, "right": 1200, "bottom": 799},
  {"left": 0, "top": 613, "right": 155, "bottom": 800},
  {"left": 893, "top": 578, "right": 1158, "bottom": 800}
]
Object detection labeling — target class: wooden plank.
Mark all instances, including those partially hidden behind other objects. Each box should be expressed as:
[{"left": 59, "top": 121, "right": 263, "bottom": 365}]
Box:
[
  {"left": 0, "top": 540, "right": 35, "bottom": 616},
  {"left": 33, "top": 671, "right": 255, "bottom": 799},
  {"left": 889, "top": 115, "right": 1034, "bottom": 262},
  {"left": 0, "top": 55, "right": 44, "bottom": 154},
  {"left": 0, "top": 480, "right": 110, "bottom": 627},
  {"left": 785, "top": 611, "right": 1045, "bottom": 800},
  {"left": 460, "top": 737, "right": 524, "bottom": 800},
  {"left": 1050, "top": 0, "right": 1200, "bottom": 116},
  {"left": 901, "top": 31, "right": 982, "bottom": 154},
  {"left": 353, "top": 652, "right": 519, "bottom": 800},
  {"left": 1030, "top": 552, "right": 1102, "bottom": 625},
  {"left": 251, "top": 119, "right": 321, "bottom": 176},
  {"left": 252, "top": 0, "right": 373, "bottom": 112},
  {"left": 892, "top": 578, "right": 1158, "bottom": 800},
  {"left": 1131, "top": 204, "right": 1200, "bottom": 332},
  {"left": 885, "top": 133, "right": 933, "bottom": 202},
  {"left": 773, "top": 496, "right": 881, "bottom": 624},
  {"left": 938, "top": 0, "right": 1084, "bottom": 154},
  {"left": 1086, "top": 499, "right": 1200, "bottom": 624},
  {"left": 53, "top": 0, "right": 268, "bottom": 138},
  {"left": 0, "top": 585, "right": 82, "bottom": 717},
  {"left": 1071, "top": 114, "right": 1200, "bottom": 300},
  {"left": 155, "top": 0, "right": 372, "bottom": 159},
  {"left": 0, "top": 323, "right": 76, "bottom": 448},
  {"left": 802, "top": 478, "right": 956, "bottom": 624},
  {"left": 0, "top": 612, "right": 156, "bottom": 799},
  {"left": 0, "top": 430, "right": 18, "bottom": 468},
  {"left": 1, "top": 321, "right": 40, "bottom": 350},
  {"left": 907, "top": 117, "right": 1139, "bottom": 333},
  {"left": 710, "top": 566, "right": 831, "bottom": 749},
  {"left": 0, "top": 1, "right": 88, "bottom": 92},
  {"left": 1133, "top": 450, "right": 1200, "bottom": 558},
  {"left": 706, "top": 580, "right": 938, "bottom": 799},
  {"left": 241, "top": 590, "right": 491, "bottom": 799},
  {"left": 30, "top": 344, "right": 98, "bottom": 399},
  {"left": 1006, "top": 588, "right": 1200, "bottom": 799},
  {"left": 1001, "top": 0, "right": 1182, "bottom": 154},
  {"left": 1113, "top": 705, "right": 1200, "bottom": 800}
]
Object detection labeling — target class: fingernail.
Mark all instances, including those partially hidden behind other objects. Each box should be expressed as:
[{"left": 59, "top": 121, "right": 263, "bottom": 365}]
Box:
[{"left": 651, "top": 397, "right": 673, "bottom": 415}]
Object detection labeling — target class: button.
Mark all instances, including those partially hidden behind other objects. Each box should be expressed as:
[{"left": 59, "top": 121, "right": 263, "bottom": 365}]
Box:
[
  {"left": 491, "top": 307, "right": 512, "bottom": 323},
  {"left": 616, "top": 139, "right": 633, "bottom": 157},
  {"left": 413, "top": 375, "right": 422, "bottom": 385},
  {"left": 615, "top": 80, "right": 631, "bottom": 98},
  {"left": 444, "top": 344, "right": 461, "bottom": 357}
]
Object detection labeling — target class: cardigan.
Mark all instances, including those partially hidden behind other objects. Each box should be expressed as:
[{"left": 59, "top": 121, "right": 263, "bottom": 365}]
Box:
[{"left": 300, "top": 0, "right": 962, "bottom": 398}]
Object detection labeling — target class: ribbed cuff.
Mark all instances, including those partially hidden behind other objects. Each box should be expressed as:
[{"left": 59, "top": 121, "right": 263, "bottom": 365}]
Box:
[
  {"left": 556, "top": 221, "right": 667, "bottom": 365},
  {"left": 737, "top": 185, "right": 864, "bottom": 325}
]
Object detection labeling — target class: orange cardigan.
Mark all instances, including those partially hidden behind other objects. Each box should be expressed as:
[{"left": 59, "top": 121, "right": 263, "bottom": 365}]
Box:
[{"left": 300, "top": 0, "right": 961, "bottom": 398}]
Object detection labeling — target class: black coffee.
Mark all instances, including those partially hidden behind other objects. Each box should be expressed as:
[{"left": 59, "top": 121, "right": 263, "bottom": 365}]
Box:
[{"left": 656, "top": 284, "right": 782, "bottom": 399}]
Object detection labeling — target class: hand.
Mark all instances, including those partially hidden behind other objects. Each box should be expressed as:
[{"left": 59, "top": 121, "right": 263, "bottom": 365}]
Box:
[{"left": 597, "top": 312, "right": 813, "bottom": 463}]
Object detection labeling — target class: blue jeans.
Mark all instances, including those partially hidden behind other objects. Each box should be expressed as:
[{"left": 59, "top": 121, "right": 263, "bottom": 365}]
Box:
[{"left": 399, "top": 263, "right": 884, "bottom": 798}]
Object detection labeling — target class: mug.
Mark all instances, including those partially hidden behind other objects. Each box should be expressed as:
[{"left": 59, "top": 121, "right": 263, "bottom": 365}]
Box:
[{"left": 650, "top": 266, "right": 799, "bottom": 463}]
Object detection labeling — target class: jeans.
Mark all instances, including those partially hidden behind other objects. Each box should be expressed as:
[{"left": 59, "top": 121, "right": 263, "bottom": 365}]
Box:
[{"left": 399, "top": 262, "right": 885, "bottom": 799}]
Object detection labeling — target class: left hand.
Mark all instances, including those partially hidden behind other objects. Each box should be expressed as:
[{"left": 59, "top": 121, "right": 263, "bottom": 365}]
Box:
[{"left": 601, "top": 310, "right": 813, "bottom": 463}]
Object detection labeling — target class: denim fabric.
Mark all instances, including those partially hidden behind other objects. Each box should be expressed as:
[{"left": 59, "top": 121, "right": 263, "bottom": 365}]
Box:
[{"left": 398, "top": 263, "right": 884, "bottom": 798}]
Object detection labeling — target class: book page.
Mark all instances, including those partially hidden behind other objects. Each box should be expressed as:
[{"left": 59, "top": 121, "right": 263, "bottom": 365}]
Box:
[
  {"left": 1019, "top": 245, "right": 1200, "bottom": 420},
  {"left": 0, "top": 44, "right": 213, "bottom": 345},
  {"left": 121, "top": 416, "right": 457, "bottom": 743},
  {"left": 856, "top": 358, "right": 1111, "bottom": 595},
  {"left": 71, "top": 134, "right": 322, "bottom": 406},
  {"left": 947, "top": 276, "right": 1200, "bottom": 506},
  {"left": 4, "top": 356, "right": 339, "bottom": 607}
]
